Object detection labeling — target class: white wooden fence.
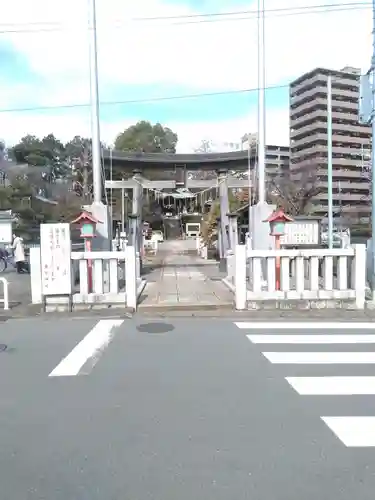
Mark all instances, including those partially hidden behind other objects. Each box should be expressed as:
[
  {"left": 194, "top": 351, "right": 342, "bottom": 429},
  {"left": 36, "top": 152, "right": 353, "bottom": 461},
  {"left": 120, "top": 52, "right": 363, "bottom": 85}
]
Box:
[
  {"left": 224, "top": 244, "right": 366, "bottom": 309},
  {"left": 30, "top": 245, "right": 145, "bottom": 310},
  {"left": 0, "top": 277, "right": 9, "bottom": 310}
]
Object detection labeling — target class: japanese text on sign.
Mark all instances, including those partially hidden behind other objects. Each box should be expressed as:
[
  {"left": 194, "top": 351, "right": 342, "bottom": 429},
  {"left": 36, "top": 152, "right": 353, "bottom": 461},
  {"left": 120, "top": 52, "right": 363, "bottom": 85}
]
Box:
[
  {"left": 280, "top": 221, "right": 320, "bottom": 246},
  {"left": 40, "top": 223, "right": 72, "bottom": 295}
]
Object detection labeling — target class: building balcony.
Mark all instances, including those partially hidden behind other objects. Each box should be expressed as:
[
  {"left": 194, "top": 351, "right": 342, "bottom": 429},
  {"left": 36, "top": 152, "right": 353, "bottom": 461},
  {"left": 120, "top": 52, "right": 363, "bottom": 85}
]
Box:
[
  {"left": 291, "top": 133, "right": 371, "bottom": 150},
  {"left": 291, "top": 109, "right": 359, "bottom": 128},
  {"left": 290, "top": 86, "right": 358, "bottom": 108},
  {"left": 291, "top": 71, "right": 359, "bottom": 95}
]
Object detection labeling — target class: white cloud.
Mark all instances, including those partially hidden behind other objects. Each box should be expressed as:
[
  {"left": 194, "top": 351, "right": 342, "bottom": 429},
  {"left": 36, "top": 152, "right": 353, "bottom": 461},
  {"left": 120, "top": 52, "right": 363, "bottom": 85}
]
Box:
[
  {"left": 0, "top": 0, "right": 372, "bottom": 150},
  {"left": 3, "top": 0, "right": 371, "bottom": 89}
]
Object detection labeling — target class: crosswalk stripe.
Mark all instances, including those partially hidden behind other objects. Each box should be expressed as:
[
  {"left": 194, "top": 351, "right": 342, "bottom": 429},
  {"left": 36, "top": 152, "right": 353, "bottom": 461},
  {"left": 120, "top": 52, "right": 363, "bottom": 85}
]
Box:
[
  {"left": 247, "top": 334, "right": 375, "bottom": 344},
  {"left": 49, "top": 319, "right": 123, "bottom": 377},
  {"left": 238, "top": 321, "right": 375, "bottom": 447},
  {"left": 235, "top": 322, "right": 375, "bottom": 330},
  {"left": 262, "top": 351, "right": 375, "bottom": 364},
  {"left": 286, "top": 376, "right": 375, "bottom": 395},
  {"left": 321, "top": 417, "right": 375, "bottom": 447}
]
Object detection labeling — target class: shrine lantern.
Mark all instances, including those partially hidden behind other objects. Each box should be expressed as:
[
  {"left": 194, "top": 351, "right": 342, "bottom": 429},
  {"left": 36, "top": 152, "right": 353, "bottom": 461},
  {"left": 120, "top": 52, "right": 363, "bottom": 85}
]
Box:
[
  {"left": 70, "top": 211, "right": 101, "bottom": 293},
  {"left": 71, "top": 211, "right": 99, "bottom": 239},
  {"left": 264, "top": 209, "right": 293, "bottom": 238},
  {"left": 263, "top": 209, "right": 294, "bottom": 290}
]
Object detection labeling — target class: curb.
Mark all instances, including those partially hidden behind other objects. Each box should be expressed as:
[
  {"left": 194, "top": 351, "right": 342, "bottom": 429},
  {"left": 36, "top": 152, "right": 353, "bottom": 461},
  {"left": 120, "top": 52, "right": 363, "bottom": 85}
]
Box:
[{"left": 137, "top": 302, "right": 234, "bottom": 313}]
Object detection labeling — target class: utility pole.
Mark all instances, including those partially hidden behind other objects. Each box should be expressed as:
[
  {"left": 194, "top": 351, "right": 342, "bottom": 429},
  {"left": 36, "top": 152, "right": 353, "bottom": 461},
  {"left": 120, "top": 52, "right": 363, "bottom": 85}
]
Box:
[
  {"left": 327, "top": 74, "right": 333, "bottom": 248},
  {"left": 359, "top": 0, "right": 375, "bottom": 293},
  {"left": 257, "top": 0, "right": 266, "bottom": 204},
  {"left": 372, "top": 0, "right": 375, "bottom": 292},
  {"left": 87, "top": 0, "right": 111, "bottom": 248},
  {"left": 88, "top": 0, "right": 102, "bottom": 204},
  {"left": 121, "top": 186, "right": 125, "bottom": 233}
]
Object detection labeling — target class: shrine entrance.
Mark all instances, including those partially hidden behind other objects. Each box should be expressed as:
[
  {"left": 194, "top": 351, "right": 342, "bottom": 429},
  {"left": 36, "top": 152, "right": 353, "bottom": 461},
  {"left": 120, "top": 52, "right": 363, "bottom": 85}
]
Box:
[
  {"left": 104, "top": 150, "right": 251, "bottom": 246},
  {"left": 102, "top": 150, "right": 251, "bottom": 309}
]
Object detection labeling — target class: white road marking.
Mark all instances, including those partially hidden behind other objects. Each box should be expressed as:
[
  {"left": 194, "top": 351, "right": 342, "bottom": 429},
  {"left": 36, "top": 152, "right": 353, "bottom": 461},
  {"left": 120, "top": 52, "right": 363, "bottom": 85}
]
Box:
[
  {"left": 321, "top": 417, "right": 375, "bottom": 447},
  {"left": 247, "top": 334, "right": 375, "bottom": 344},
  {"left": 235, "top": 322, "right": 375, "bottom": 330},
  {"left": 49, "top": 319, "right": 123, "bottom": 377},
  {"left": 286, "top": 376, "right": 375, "bottom": 395},
  {"left": 262, "top": 351, "right": 375, "bottom": 364}
]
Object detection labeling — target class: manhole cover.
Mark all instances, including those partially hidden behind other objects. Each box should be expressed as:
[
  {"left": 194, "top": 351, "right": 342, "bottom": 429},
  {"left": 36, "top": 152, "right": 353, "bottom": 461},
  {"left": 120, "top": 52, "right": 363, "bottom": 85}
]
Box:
[
  {"left": 0, "top": 344, "right": 7, "bottom": 352},
  {"left": 136, "top": 322, "right": 175, "bottom": 334}
]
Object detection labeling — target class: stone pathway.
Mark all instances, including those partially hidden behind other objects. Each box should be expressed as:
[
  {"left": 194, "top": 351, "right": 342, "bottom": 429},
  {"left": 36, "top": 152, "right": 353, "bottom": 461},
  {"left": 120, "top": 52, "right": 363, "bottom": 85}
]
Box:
[{"left": 139, "top": 240, "right": 234, "bottom": 311}]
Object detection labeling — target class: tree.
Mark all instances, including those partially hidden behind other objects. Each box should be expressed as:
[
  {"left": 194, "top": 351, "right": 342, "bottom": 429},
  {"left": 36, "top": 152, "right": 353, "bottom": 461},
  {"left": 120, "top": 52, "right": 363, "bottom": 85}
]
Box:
[
  {"left": 194, "top": 139, "right": 213, "bottom": 153},
  {"left": 268, "top": 170, "right": 321, "bottom": 216},
  {"left": 114, "top": 121, "right": 178, "bottom": 154},
  {"left": 0, "top": 140, "right": 5, "bottom": 161},
  {"left": 11, "top": 134, "right": 68, "bottom": 178},
  {"left": 191, "top": 139, "right": 218, "bottom": 181},
  {"left": 200, "top": 191, "right": 246, "bottom": 246},
  {"left": 65, "top": 136, "right": 93, "bottom": 199}
]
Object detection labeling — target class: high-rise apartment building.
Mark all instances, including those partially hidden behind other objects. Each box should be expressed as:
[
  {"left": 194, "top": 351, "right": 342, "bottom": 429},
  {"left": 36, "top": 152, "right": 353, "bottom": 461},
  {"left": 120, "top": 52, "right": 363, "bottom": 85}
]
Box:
[
  {"left": 241, "top": 133, "right": 290, "bottom": 182},
  {"left": 289, "top": 66, "right": 372, "bottom": 223}
]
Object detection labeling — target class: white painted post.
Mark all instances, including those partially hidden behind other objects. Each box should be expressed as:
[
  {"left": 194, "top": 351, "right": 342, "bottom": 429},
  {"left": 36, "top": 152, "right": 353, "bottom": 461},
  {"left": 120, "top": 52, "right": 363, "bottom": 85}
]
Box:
[
  {"left": 266, "top": 257, "right": 276, "bottom": 292},
  {"left": 30, "top": 246, "right": 42, "bottom": 304},
  {"left": 93, "top": 258, "right": 104, "bottom": 293},
  {"left": 136, "top": 251, "right": 141, "bottom": 282},
  {"left": 125, "top": 245, "right": 137, "bottom": 309},
  {"left": 337, "top": 256, "right": 348, "bottom": 290},
  {"left": 323, "top": 256, "right": 334, "bottom": 291},
  {"left": 309, "top": 257, "right": 319, "bottom": 291},
  {"left": 0, "top": 278, "right": 9, "bottom": 310},
  {"left": 353, "top": 244, "right": 366, "bottom": 308},
  {"left": 79, "top": 260, "right": 89, "bottom": 294},
  {"left": 295, "top": 256, "right": 305, "bottom": 293},
  {"left": 226, "top": 250, "right": 235, "bottom": 281},
  {"left": 234, "top": 244, "right": 247, "bottom": 310},
  {"left": 109, "top": 258, "right": 119, "bottom": 293}
]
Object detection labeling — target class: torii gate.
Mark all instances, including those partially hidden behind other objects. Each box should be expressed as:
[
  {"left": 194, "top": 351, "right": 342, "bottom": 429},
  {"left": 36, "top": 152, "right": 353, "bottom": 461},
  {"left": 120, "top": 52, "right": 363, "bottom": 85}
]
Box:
[{"left": 104, "top": 169, "right": 251, "bottom": 267}]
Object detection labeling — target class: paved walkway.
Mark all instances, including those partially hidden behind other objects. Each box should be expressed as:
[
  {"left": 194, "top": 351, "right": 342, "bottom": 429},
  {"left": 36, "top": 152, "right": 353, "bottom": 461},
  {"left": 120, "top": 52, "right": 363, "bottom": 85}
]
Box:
[{"left": 139, "top": 240, "right": 234, "bottom": 311}]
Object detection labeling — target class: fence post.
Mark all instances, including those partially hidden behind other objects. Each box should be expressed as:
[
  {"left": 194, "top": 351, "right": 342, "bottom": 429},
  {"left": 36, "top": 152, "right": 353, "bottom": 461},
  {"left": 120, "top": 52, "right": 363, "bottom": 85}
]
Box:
[
  {"left": 353, "top": 244, "right": 366, "bottom": 309},
  {"left": 136, "top": 251, "right": 141, "bottom": 282},
  {"left": 0, "top": 278, "right": 9, "bottom": 310},
  {"left": 235, "top": 244, "right": 247, "bottom": 310},
  {"left": 125, "top": 245, "right": 137, "bottom": 310},
  {"left": 30, "top": 246, "right": 42, "bottom": 304}
]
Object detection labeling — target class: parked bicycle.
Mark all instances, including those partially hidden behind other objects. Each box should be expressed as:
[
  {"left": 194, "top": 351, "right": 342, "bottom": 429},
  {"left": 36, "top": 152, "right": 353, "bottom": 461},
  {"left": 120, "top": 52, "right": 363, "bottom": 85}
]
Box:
[{"left": 0, "top": 248, "right": 14, "bottom": 273}]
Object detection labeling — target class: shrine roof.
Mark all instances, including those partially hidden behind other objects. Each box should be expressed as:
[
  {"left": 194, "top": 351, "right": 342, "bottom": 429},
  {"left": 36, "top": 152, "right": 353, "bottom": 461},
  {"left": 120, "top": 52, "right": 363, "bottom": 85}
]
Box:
[{"left": 103, "top": 149, "right": 250, "bottom": 169}]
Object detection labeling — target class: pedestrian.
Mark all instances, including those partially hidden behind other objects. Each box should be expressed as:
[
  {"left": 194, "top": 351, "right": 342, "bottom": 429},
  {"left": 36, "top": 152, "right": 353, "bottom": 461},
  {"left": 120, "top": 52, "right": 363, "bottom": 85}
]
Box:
[{"left": 12, "top": 233, "right": 27, "bottom": 273}]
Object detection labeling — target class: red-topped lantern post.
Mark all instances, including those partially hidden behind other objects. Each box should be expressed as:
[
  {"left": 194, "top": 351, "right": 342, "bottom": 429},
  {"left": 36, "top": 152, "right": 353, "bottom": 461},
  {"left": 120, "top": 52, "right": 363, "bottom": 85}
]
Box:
[
  {"left": 264, "top": 209, "right": 293, "bottom": 290},
  {"left": 71, "top": 211, "right": 100, "bottom": 292}
]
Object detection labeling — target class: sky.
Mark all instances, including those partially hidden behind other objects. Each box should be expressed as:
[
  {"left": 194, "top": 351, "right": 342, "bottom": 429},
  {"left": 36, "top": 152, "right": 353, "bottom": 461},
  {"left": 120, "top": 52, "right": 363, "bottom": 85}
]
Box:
[{"left": 0, "top": 0, "right": 372, "bottom": 152}]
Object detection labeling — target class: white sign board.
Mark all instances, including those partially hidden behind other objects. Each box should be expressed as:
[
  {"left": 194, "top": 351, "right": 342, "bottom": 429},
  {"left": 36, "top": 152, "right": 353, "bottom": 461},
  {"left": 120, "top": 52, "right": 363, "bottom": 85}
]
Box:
[
  {"left": 40, "top": 223, "right": 72, "bottom": 296},
  {"left": 0, "top": 221, "right": 12, "bottom": 244},
  {"left": 280, "top": 220, "right": 320, "bottom": 246}
]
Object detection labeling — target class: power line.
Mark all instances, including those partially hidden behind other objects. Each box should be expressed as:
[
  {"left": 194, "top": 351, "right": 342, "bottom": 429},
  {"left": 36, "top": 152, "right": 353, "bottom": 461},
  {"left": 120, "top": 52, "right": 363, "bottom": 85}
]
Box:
[
  {"left": 0, "top": 2, "right": 370, "bottom": 34},
  {"left": 125, "top": 1, "right": 371, "bottom": 21},
  {"left": 0, "top": 83, "right": 290, "bottom": 114}
]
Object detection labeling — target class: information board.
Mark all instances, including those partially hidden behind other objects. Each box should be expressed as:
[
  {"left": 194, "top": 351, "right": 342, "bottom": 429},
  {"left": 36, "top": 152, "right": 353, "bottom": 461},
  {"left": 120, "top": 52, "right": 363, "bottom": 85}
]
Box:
[
  {"left": 40, "top": 223, "right": 72, "bottom": 296},
  {"left": 280, "top": 220, "right": 320, "bottom": 246},
  {"left": 0, "top": 221, "right": 12, "bottom": 244}
]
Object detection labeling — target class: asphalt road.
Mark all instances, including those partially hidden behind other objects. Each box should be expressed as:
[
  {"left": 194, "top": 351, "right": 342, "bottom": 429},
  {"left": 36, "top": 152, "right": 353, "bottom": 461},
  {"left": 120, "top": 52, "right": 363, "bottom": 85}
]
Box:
[{"left": 1, "top": 318, "right": 375, "bottom": 499}]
